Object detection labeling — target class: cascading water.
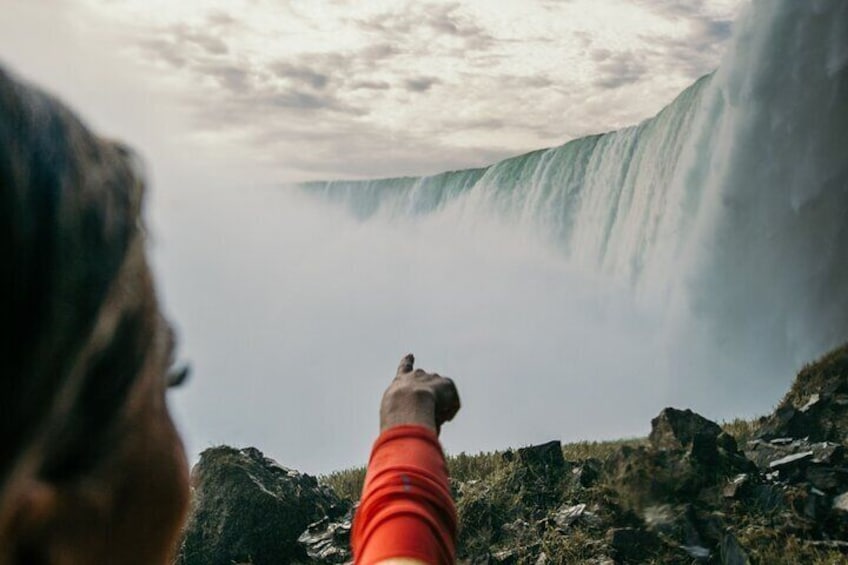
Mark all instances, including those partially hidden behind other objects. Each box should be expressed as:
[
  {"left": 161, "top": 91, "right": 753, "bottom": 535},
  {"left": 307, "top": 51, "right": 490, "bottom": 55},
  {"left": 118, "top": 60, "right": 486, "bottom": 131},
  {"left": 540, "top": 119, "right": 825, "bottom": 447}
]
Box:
[{"left": 300, "top": 0, "right": 848, "bottom": 391}]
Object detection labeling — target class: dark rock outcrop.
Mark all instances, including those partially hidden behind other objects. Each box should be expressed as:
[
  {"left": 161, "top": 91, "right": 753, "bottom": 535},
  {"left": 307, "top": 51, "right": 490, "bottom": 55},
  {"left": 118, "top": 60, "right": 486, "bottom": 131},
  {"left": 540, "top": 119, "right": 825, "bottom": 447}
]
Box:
[
  {"left": 755, "top": 343, "right": 848, "bottom": 442},
  {"left": 297, "top": 508, "right": 354, "bottom": 564},
  {"left": 517, "top": 440, "right": 566, "bottom": 470},
  {"left": 607, "top": 408, "right": 755, "bottom": 510},
  {"left": 176, "top": 446, "right": 346, "bottom": 565}
]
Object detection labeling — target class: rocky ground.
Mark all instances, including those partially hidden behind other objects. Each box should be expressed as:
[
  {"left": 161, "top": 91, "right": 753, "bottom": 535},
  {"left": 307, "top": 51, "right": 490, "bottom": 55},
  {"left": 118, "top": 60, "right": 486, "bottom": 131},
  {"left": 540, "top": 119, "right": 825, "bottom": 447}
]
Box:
[{"left": 175, "top": 343, "right": 848, "bottom": 564}]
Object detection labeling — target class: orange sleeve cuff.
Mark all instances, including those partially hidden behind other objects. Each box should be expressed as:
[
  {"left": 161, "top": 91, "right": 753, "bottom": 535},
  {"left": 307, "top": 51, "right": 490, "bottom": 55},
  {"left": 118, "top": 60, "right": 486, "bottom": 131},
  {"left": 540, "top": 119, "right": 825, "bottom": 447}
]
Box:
[{"left": 351, "top": 425, "right": 457, "bottom": 565}]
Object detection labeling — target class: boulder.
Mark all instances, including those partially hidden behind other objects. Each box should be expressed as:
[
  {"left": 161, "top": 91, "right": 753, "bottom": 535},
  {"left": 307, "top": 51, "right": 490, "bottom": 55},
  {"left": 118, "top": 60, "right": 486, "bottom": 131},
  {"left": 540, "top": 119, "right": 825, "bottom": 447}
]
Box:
[
  {"left": 608, "top": 409, "right": 755, "bottom": 510},
  {"left": 649, "top": 408, "right": 724, "bottom": 452},
  {"left": 176, "top": 446, "right": 344, "bottom": 565},
  {"left": 517, "top": 440, "right": 566, "bottom": 470}
]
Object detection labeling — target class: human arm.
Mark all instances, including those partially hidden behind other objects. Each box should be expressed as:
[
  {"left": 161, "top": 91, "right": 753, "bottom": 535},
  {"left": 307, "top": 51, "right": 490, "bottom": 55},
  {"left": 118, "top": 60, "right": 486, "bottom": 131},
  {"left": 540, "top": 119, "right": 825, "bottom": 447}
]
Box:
[{"left": 352, "top": 354, "right": 460, "bottom": 565}]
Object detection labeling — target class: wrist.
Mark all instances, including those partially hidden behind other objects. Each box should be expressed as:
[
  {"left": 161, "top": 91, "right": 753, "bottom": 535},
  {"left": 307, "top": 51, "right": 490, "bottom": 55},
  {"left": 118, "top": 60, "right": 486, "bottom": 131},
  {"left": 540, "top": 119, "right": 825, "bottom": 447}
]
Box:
[{"left": 379, "top": 387, "right": 437, "bottom": 432}]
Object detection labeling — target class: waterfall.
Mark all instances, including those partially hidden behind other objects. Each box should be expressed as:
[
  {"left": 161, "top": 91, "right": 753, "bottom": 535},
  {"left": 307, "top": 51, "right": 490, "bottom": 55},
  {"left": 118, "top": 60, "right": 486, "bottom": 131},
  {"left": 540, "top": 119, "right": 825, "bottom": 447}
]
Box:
[{"left": 301, "top": 0, "right": 848, "bottom": 374}]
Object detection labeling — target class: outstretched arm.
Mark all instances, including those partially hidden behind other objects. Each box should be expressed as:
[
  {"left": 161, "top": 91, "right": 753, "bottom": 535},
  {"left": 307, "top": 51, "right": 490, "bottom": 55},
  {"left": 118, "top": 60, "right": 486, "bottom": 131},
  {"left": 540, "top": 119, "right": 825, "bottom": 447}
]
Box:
[{"left": 352, "top": 354, "right": 461, "bottom": 565}]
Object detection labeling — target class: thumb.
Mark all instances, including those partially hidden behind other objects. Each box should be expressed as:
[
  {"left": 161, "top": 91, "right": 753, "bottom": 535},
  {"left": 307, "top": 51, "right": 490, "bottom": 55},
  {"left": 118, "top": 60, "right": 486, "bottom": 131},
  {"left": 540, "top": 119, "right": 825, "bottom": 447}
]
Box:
[{"left": 396, "top": 353, "right": 415, "bottom": 377}]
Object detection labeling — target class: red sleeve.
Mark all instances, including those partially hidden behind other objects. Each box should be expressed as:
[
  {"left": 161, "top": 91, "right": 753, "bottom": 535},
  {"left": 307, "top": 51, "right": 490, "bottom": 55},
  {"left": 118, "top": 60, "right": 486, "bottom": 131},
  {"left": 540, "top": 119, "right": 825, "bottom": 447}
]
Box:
[{"left": 351, "top": 425, "right": 457, "bottom": 565}]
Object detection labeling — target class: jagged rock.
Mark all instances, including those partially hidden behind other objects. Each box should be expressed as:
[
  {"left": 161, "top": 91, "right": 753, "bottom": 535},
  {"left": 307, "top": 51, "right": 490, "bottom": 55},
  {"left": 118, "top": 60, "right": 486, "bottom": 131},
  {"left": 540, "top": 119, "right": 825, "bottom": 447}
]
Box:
[
  {"left": 768, "top": 450, "right": 815, "bottom": 480},
  {"left": 719, "top": 533, "right": 750, "bottom": 565},
  {"left": 606, "top": 527, "right": 662, "bottom": 562},
  {"left": 176, "top": 446, "right": 343, "bottom": 565},
  {"left": 649, "top": 408, "right": 724, "bottom": 452},
  {"left": 297, "top": 506, "right": 353, "bottom": 564},
  {"left": 608, "top": 409, "right": 755, "bottom": 510},
  {"left": 745, "top": 438, "right": 844, "bottom": 471},
  {"left": 553, "top": 503, "right": 598, "bottom": 530},
  {"left": 517, "top": 440, "right": 566, "bottom": 470}
]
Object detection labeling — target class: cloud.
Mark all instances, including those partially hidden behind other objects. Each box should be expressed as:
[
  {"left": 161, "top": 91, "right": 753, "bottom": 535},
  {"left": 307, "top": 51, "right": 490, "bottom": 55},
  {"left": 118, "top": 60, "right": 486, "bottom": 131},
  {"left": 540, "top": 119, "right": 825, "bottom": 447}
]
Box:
[
  {"left": 196, "top": 63, "right": 253, "bottom": 94},
  {"left": 112, "top": 0, "right": 744, "bottom": 183},
  {"left": 271, "top": 61, "right": 330, "bottom": 89},
  {"left": 594, "top": 51, "right": 649, "bottom": 89},
  {"left": 405, "top": 76, "right": 439, "bottom": 92},
  {"left": 356, "top": 1, "right": 494, "bottom": 52},
  {"left": 138, "top": 38, "right": 187, "bottom": 68},
  {"left": 350, "top": 80, "right": 391, "bottom": 91},
  {"left": 630, "top": 0, "right": 738, "bottom": 79},
  {"left": 171, "top": 24, "right": 230, "bottom": 55},
  {"left": 207, "top": 11, "right": 238, "bottom": 28}
]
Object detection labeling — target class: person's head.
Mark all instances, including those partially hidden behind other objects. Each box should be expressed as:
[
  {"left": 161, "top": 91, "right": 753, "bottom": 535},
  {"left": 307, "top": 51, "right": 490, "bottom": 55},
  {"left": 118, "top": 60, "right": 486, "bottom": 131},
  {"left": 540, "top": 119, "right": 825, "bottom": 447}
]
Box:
[{"left": 0, "top": 66, "right": 189, "bottom": 564}]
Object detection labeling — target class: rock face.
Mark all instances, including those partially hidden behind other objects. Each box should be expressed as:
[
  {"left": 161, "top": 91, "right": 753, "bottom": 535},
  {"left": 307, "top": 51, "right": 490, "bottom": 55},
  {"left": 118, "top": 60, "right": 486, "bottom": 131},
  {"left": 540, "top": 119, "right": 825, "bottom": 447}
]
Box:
[
  {"left": 755, "top": 343, "right": 848, "bottom": 442},
  {"left": 297, "top": 507, "right": 354, "bottom": 564},
  {"left": 176, "top": 446, "right": 347, "bottom": 565}
]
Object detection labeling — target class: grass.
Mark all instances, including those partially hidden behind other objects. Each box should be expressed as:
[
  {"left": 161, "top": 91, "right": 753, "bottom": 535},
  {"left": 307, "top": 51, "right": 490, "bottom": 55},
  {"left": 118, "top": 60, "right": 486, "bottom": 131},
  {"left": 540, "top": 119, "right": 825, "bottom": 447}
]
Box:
[
  {"left": 320, "top": 436, "right": 653, "bottom": 502},
  {"left": 318, "top": 415, "right": 848, "bottom": 564}
]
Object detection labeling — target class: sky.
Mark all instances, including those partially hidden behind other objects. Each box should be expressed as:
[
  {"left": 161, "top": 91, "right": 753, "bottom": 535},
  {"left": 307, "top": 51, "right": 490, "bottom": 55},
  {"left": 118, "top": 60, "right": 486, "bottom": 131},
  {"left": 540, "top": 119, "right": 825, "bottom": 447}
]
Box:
[
  {"left": 1, "top": 0, "right": 751, "bottom": 474},
  {"left": 2, "top": 0, "right": 742, "bottom": 181}
]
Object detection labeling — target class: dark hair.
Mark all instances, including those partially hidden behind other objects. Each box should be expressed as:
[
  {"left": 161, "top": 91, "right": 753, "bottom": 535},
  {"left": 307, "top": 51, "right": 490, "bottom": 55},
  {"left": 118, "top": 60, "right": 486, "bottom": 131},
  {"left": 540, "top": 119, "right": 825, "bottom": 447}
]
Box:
[{"left": 0, "top": 66, "right": 159, "bottom": 491}]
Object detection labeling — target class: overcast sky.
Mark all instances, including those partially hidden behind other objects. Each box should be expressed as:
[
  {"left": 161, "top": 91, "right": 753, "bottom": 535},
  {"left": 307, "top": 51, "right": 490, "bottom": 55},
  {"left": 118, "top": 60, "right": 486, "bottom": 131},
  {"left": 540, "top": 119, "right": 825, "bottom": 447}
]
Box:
[
  {"left": 1, "top": 1, "right": 752, "bottom": 473},
  {"left": 2, "top": 0, "right": 743, "bottom": 182}
]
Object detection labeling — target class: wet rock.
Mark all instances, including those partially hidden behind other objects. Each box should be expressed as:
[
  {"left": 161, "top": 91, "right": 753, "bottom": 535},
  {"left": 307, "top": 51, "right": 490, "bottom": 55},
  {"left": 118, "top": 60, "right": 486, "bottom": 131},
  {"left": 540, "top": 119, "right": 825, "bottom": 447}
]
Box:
[
  {"left": 606, "top": 527, "right": 662, "bottom": 562},
  {"left": 719, "top": 533, "right": 750, "bottom": 565},
  {"left": 297, "top": 507, "right": 353, "bottom": 563},
  {"left": 517, "top": 440, "right": 566, "bottom": 470},
  {"left": 176, "top": 446, "right": 343, "bottom": 565}
]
